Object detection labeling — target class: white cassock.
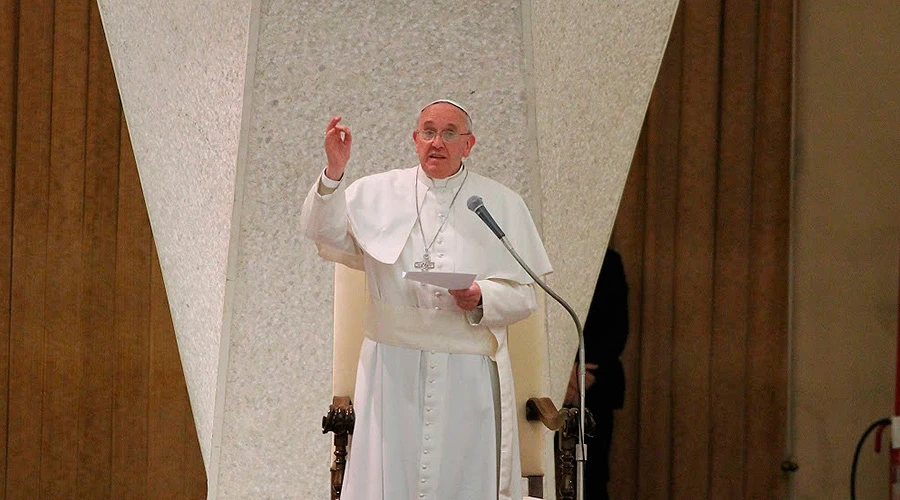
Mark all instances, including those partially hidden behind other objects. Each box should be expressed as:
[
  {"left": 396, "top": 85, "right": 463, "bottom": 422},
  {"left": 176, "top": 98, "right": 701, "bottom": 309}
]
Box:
[{"left": 301, "top": 164, "right": 552, "bottom": 500}]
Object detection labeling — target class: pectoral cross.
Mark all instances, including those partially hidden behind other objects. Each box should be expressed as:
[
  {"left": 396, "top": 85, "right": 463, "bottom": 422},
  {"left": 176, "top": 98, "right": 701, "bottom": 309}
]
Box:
[{"left": 414, "top": 253, "right": 435, "bottom": 271}]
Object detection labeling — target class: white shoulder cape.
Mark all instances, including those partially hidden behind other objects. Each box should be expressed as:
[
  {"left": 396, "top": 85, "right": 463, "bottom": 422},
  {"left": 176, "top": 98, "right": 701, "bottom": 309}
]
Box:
[{"left": 343, "top": 166, "right": 552, "bottom": 282}]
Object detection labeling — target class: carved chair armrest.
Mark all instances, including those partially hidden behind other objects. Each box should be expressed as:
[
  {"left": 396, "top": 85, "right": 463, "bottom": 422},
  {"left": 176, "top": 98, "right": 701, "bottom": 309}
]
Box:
[
  {"left": 322, "top": 396, "right": 354, "bottom": 500},
  {"left": 526, "top": 397, "right": 598, "bottom": 500},
  {"left": 322, "top": 396, "right": 354, "bottom": 435},
  {"left": 525, "top": 397, "right": 572, "bottom": 431}
]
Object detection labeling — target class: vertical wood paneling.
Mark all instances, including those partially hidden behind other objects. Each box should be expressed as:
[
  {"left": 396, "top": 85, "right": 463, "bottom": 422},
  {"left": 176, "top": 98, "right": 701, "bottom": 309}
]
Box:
[
  {"left": 710, "top": 0, "right": 758, "bottom": 498},
  {"left": 112, "top": 120, "right": 151, "bottom": 500},
  {"left": 637, "top": 6, "right": 683, "bottom": 499},
  {"left": 7, "top": 0, "right": 54, "bottom": 498},
  {"left": 184, "top": 412, "right": 207, "bottom": 500},
  {"left": 611, "top": 1, "right": 790, "bottom": 499},
  {"left": 148, "top": 245, "right": 186, "bottom": 499},
  {"left": 0, "top": 1, "right": 18, "bottom": 496},
  {"left": 671, "top": 1, "right": 721, "bottom": 499},
  {"left": 41, "top": 0, "right": 90, "bottom": 497},
  {"left": 745, "top": 0, "right": 791, "bottom": 498},
  {"left": 76, "top": 2, "right": 121, "bottom": 498},
  {"left": 608, "top": 124, "right": 647, "bottom": 500},
  {"left": 3, "top": 1, "right": 206, "bottom": 498}
]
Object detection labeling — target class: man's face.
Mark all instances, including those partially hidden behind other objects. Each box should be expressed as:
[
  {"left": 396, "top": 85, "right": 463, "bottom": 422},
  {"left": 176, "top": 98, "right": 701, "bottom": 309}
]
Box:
[{"left": 413, "top": 103, "right": 476, "bottom": 179}]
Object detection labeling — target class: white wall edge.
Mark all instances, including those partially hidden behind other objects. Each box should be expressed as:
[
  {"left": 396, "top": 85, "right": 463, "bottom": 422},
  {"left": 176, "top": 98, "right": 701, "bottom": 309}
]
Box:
[{"left": 208, "top": 0, "right": 263, "bottom": 497}]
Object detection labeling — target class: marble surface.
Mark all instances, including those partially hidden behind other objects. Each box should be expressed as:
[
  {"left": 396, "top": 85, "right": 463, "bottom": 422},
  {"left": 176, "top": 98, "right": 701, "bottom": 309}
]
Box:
[
  {"left": 96, "top": 0, "right": 254, "bottom": 474},
  {"left": 99, "top": 0, "right": 678, "bottom": 497},
  {"left": 216, "top": 1, "right": 533, "bottom": 497},
  {"left": 530, "top": 0, "right": 679, "bottom": 409},
  {"left": 527, "top": 1, "right": 679, "bottom": 491}
]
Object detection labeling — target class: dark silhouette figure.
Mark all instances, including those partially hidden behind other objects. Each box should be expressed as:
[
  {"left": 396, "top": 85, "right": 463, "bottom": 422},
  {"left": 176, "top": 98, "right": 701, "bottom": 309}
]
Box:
[{"left": 564, "top": 248, "right": 629, "bottom": 500}]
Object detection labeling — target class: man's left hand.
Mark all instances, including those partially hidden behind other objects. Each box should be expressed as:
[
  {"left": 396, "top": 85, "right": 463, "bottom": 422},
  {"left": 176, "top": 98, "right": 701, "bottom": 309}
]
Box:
[
  {"left": 449, "top": 282, "right": 482, "bottom": 311},
  {"left": 564, "top": 363, "right": 598, "bottom": 406}
]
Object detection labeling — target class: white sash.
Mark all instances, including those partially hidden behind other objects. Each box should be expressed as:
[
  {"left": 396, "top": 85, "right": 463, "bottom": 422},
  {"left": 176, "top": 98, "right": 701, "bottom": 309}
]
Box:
[{"left": 365, "top": 302, "right": 496, "bottom": 356}]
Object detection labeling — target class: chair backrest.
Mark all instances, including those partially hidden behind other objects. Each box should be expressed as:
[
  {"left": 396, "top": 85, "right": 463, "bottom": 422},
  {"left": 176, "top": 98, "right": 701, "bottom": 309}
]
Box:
[{"left": 331, "top": 263, "right": 549, "bottom": 477}]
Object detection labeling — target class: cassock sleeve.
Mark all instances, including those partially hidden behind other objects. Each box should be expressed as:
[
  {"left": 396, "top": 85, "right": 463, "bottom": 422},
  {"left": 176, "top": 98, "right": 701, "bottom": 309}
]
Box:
[
  {"left": 300, "top": 171, "right": 365, "bottom": 270},
  {"left": 465, "top": 279, "right": 537, "bottom": 328}
]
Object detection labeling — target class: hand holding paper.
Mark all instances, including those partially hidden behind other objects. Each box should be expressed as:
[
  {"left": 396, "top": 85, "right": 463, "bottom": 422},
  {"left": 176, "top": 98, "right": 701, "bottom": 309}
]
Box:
[{"left": 403, "top": 271, "right": 476, "bottom": 290}]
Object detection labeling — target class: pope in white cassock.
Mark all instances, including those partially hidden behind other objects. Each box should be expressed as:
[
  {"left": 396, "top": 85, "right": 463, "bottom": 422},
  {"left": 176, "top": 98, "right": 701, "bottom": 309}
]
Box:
[{"left": 300, "top": 100, "right": 552, "bottom": 500}]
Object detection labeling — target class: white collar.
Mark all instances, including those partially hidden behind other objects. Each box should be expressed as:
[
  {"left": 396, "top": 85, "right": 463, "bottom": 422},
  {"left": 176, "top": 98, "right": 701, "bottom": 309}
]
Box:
[{"left": 417, "top": 164, "right": 467, "bottom": 190}]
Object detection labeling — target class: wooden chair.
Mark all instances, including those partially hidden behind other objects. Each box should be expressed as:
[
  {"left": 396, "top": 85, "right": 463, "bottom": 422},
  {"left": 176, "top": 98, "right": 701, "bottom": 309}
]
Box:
[{"left": 322, "top": 264, "right": 590, "bottom": 499}]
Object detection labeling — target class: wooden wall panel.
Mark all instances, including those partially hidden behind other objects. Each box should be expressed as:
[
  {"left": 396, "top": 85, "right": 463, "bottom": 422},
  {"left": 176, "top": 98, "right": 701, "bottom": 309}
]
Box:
[
  {"left": 7, "top": 0, "right": 54, "bottom": 498},
  {"left": 0, "top": 1, "right": 18, "bottom": 496},
  {"left": 709, "top": 1, "right": 758, "bottom": 498},
  {"left": 42, "top": 1, "right": 90, "bottom": 497},
  {"left": 745, "top": 1, "right": 792, "bottom": 498},
  {"left": 0, "top": 1, "right": 206, "bottom": 498},
  {"left": 112, "top": 120, "right": 152, "bottom": 500},
  {"left": 76, "top": 2, "right": 121, "bottom": 498},
  {"left": 671, "top": 1, "right": 720, "bottom": 498},
  {"left": 149, "top": 244, "right": 181, "bottom": 499},
  {"left": 184, "top": 406, "right": 207, "bottom": 499},
  {"left": 637, "top": 6, "right": 682, "bottom": 498},
  {"left": 607, "top": 1, "right": 791, "bottom": 499},
  {"left": 608, "top": 123, "right": 647, "bottom": 500}
]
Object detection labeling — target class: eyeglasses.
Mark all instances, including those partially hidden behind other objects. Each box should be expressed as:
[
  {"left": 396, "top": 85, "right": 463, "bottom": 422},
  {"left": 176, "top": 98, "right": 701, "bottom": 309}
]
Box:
[{"left": 417, "top": 129, "right": 472, "bottom": 143}]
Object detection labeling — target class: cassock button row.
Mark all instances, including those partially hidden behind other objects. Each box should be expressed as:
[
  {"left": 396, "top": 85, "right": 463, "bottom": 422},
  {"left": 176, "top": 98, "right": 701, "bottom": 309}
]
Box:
[
  {"left": 434, "top": 291, "right": 441, "bottom": 297},
  {"left": 434, "top": 306, "right": 440, "bottom": 310}
]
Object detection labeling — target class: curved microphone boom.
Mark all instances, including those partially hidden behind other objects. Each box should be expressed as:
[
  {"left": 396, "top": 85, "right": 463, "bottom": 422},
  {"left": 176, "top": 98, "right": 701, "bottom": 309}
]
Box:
[{"left": 466, "top": 195, "right": 589, "bottom": 500}]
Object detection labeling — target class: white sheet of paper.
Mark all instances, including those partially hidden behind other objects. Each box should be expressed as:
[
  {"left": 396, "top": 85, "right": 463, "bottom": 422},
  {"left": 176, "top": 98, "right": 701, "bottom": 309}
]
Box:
[{"left": 403, "top": 271, "right": 477, "bottom": 290}]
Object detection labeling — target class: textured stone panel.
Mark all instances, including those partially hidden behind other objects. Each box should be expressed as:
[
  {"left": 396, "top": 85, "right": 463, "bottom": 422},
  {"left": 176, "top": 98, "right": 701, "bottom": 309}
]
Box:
[
  {"left": 529, "top": 0, "right": 678, "bottom": 406},
  {"left": 215, "top": 2, "right": 534, "bottom": 497},
  {"left": 100, "top": 0, "right": 677, "bottom": 497},
  {"left": 97, "top": 0, "right": 253, "bottom": 470}
]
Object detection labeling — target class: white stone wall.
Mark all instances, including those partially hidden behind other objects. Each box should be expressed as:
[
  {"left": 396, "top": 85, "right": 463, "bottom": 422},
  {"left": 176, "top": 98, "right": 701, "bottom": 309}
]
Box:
[
  {"left": 99, "top": 1, "right": 677, "bottom": 497},
  {"left": 96, "top": 0, "right": 254, "bottom": 474}
]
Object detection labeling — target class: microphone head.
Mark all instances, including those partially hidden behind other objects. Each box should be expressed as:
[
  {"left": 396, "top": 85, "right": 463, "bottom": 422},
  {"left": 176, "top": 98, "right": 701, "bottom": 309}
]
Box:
[{"left": 467, "top": 195, "right": 483, "bottom": 211}]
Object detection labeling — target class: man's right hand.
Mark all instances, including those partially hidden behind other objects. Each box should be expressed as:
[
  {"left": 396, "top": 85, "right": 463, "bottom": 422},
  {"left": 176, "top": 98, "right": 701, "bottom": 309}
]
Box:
[{"left": 324, "top": 116, "right": 352, "bottom": 181}]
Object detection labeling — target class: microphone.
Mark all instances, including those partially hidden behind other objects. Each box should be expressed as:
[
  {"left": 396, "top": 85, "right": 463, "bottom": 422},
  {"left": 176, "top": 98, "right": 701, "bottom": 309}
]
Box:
[
  {"left": 467, "top": 193, "right": 589, "bottom": 500},
  {"left": 466, "top": 196, "right": 505, "bottom": 239}
]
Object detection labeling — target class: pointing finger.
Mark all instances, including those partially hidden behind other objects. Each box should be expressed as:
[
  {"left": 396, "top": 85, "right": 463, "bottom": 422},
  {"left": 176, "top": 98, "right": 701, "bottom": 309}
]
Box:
[{"left": 326, "top": 116, "right": 342, "bottom": 133}]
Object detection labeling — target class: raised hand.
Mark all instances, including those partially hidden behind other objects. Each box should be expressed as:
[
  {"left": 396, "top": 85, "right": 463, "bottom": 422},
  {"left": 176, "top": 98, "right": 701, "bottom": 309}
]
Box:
[{"left": 324, "top": 116, "right": 352, "bottom": 181}]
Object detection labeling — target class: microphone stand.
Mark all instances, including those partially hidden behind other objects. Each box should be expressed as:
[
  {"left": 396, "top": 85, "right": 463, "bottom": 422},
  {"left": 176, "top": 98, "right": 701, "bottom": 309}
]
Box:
[{"left": 496, "top": 235, "right": 587, "bottom": 500}]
